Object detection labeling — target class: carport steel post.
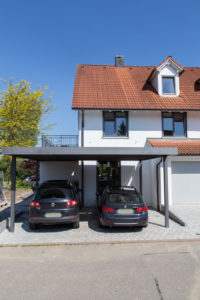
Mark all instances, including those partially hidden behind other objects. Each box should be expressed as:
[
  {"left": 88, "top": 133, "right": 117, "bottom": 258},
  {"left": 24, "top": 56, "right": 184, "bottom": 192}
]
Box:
[{"left": 10, "top": 156, "right": 16, "bottom": 232}]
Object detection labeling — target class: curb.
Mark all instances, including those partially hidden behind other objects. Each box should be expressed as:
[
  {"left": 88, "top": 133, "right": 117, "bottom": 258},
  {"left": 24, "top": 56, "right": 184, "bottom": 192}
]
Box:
[{"left": 0, "top": 238, "right": 200, "bottom": 248}]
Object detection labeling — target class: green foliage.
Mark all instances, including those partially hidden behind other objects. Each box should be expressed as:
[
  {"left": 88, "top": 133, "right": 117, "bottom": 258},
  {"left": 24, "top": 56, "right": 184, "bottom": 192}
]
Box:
[
  {"left": 16, "top": 179, "right": 30, "bottom": 189},
  {"left": 0, "top": 156, "right": 37, "bottom": 183},
  {"left": 0, "top": 79, "right": 54, "bottom": 147}
]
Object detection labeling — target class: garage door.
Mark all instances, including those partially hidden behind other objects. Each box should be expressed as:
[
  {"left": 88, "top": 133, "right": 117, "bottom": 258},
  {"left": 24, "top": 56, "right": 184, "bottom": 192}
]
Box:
[{"left": 172, "top": 162, "right": 200, "bottom": 204}]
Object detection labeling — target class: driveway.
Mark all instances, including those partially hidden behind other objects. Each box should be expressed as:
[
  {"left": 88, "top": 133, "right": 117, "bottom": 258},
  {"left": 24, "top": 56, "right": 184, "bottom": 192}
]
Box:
[
  {"left": 170, "top": 205, "right": 200, "bottom": 236},
  {"left": 0, "top": 195, "right": 199, "bottom": 245}
]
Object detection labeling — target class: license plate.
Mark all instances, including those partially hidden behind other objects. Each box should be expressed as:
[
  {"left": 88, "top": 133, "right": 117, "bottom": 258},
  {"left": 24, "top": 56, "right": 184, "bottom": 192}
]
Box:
[
  {"left": 117, "top": 209, "right": 133, "bottom": 215},
  {"left": 45, "top": 212, "right": 62, "bottom": 218}
]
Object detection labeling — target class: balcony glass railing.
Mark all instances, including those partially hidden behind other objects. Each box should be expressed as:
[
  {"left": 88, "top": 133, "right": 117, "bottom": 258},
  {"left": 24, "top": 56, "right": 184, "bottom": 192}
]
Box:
[{"left": 42, "top": 135, "right": 78, "bottom": 147}]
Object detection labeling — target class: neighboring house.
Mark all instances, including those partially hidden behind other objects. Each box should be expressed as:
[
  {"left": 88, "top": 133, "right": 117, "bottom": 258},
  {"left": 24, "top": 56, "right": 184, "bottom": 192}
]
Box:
[{"left": 40, "top": 55, "right": 200, "bottom": 209}]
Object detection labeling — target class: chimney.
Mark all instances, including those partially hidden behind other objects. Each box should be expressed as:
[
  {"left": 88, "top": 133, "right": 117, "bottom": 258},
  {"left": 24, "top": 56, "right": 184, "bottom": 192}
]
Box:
[{"left": 115, "top": 56, "right": 124, "bottom": 67}]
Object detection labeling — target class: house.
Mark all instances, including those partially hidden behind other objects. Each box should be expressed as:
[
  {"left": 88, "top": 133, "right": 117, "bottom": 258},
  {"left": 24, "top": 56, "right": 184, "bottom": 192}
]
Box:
[
  {"left": 3, "top": 55, "right": 200, "bottom": 231},
  {"left": 40, "top": 55, "right": 200, "bottom": 209}
]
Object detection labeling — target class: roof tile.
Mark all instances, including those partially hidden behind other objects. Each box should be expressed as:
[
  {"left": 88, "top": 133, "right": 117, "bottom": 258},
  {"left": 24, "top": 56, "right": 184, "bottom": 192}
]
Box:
[
  {"left": 148, "top": 139, "right": 200, "bottom": 155},
  {"left": 72, "top": 62, "right": 200, "bottom": 110}
]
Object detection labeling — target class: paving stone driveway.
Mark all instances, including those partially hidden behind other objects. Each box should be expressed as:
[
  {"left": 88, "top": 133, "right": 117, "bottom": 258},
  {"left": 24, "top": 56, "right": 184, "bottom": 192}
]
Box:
[
  {"left": 170, "top": 205, "right": 200, "bottom": 236},
  {"left": 0, "top": 201, "right": 199, "bottom": 245}
]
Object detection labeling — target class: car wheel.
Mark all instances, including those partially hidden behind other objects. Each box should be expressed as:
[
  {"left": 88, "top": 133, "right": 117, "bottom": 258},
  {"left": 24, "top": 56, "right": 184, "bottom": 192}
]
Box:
[
  {"left": 29, "top": 222, "right": 37, "bottom": 230},
  {"left": 73, "top": 220, "right": 79, "bottom": 229}
]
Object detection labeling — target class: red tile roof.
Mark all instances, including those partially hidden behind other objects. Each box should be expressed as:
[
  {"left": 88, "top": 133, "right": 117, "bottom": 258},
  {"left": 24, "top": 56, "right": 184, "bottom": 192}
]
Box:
[
  {"left": 72, "top": 61, "right": 200, "bottom": 110},
  {"left": 148, "top": 139, "right": 200, "bottom": 155}
]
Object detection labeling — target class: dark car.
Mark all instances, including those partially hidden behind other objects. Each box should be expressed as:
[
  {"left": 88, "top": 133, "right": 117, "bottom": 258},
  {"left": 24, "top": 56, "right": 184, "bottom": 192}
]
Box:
[
  {"left": 96, "top": 186, "right": 148, "bottom": 228},
  {"left": 29, "top": 180, "right": 80, "bottom": 230}
]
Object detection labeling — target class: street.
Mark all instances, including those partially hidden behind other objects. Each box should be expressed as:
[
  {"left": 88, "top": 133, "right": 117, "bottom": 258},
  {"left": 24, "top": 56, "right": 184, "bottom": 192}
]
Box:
[{"left": 0, "top": 241, "right": 200, "bottom": 300}]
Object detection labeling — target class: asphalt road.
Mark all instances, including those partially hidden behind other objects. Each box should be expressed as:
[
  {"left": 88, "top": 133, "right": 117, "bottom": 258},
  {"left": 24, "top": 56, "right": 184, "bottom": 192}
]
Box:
[{"left": 0, "top": 241, "right": 200, "bottom": 300}]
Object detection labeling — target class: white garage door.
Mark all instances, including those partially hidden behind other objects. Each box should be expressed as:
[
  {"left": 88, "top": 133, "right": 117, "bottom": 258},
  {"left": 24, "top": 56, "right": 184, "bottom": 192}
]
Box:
[{"left": 172, "top": 162, "right": 200, "bottom": 204}]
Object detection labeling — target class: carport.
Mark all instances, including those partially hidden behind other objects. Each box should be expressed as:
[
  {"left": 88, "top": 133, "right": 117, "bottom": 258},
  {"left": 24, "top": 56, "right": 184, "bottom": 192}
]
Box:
[{"left": 2, "top": 146, "right": 178, "bottom": 232}]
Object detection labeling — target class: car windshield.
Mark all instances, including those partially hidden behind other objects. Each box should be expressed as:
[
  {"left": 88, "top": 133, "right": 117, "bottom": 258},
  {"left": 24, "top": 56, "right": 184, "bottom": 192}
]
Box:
[
  {"left": 107, "top": 192, "right": 142, "bottom": 204},
  {"left": 36, "top": 188, "right": 73, "bottom": 200}
]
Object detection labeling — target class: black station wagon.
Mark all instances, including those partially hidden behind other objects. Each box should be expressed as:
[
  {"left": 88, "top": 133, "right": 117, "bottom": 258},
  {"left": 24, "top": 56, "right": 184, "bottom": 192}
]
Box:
[
  {"left": 29, "top": 180, "right": 80, "bottom": 230},
  {"left": 96, "top": 186, "right": 148, "bottom": 228}
]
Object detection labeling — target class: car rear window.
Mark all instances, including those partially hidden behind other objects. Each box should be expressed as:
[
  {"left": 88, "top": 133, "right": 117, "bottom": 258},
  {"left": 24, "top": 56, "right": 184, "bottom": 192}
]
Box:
[
  {"left": 107, "top": 192, "right": 142, "bottom": 204},
  {"left": 36, "top": 188, "right": 74, "bottom": 200}
]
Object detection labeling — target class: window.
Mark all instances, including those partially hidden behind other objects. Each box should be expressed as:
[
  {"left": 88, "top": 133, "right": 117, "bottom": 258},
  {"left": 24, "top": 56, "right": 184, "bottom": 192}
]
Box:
[
  {"left": 162, "top": 77, "right": 175, "bottom": 94},
  {"left": 103, "top": 111, "right": 128, "bottom": 137},
  {"left": 162, "top": 112, "right": 186, "bottom": 137}
]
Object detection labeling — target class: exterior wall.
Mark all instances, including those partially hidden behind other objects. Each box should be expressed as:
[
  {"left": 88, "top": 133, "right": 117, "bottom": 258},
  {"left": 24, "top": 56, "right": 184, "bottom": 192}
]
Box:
[
  {"left": 78, "top": 109, "right": 200, "bottom": 208},
  {"left": 187, "top": 111, "right": 200, "bottom": 138},
  {"left": 40, "top": 161, "right": 81, "bottom": 185},
  {"left": 44, "top": 110, "right": 200, "bottom": 208},
  {"left": 83, "top": 110, "right": 162, "bottom": 147}
]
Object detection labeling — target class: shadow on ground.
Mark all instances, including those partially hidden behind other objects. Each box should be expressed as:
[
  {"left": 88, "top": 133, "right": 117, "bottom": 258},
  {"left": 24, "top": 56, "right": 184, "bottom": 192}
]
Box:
[{"left": 13, "top": 206, "right": 144, "bottom": 234}]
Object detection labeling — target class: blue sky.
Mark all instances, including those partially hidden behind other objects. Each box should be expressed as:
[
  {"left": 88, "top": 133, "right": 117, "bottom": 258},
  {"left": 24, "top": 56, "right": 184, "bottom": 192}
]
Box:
[{"left": 0, "top": 0, "right": 200, "bottom": 140}]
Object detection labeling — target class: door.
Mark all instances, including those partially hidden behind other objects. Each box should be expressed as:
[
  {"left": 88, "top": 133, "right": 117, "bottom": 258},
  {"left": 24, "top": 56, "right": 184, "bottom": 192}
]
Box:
[
  {"left": 172, "top": 161, "right": 200, "bottom": 204},
  {"left": 97, "top": 161, "right": 120, "bottom": 195}
]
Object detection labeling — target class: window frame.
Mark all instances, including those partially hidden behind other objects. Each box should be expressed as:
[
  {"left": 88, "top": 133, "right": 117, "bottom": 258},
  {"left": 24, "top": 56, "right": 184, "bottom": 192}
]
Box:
[
  {"left": 162, "top": 76, "right": 176, "bottom": 95},
  {"left": 162, "top": 112, "right": 187, "bottom": 137},
  {"left": 103, "top": 111, "right": 128, "bottom": 137}
]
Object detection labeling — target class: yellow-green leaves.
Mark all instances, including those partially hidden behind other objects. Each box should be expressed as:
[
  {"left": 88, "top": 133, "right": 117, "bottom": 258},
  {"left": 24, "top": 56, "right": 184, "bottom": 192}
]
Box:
[{"left": 0, "top": 79, "right": 54, "bottom": 147}]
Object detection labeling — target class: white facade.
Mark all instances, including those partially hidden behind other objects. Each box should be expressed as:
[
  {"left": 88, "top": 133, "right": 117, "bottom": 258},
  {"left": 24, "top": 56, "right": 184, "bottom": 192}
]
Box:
[
  {"left": 79, "top": 110, "right": 162, "bottom": 147},
  {"left": 41, "top": 108, "right": 200, "bottom": 208}
]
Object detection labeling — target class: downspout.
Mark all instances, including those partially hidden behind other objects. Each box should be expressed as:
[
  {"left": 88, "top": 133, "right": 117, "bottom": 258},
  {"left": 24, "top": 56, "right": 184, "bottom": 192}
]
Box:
[
  {"left": 156, "top": 158, "right": 162, "bottom": 212},
  {"left": 163, "top": 156, "right": 169, "bottom": 228},
  {"left": 81, "top": 109, "right": 85, "bottom": 208},
  {"left": 35, "top": 161, "right": 39, "bottom": 191},
  {"left": 81, "top": 109, "right": 84, "bottom": 147},
  {"left": 139, "top": 160, "right": 142, "bottom": 195}
]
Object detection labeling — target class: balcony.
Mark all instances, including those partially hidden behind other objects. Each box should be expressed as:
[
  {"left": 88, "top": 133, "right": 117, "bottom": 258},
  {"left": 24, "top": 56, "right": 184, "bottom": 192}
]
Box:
[{"left": 42, "top": 135, "right": 78, "bottom": 147}]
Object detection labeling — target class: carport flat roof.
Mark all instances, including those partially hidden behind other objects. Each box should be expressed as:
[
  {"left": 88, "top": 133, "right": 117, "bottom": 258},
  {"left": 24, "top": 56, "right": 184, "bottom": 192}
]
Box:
[{"left": 2, "top": 146, "right": 178, "bottom": 161}]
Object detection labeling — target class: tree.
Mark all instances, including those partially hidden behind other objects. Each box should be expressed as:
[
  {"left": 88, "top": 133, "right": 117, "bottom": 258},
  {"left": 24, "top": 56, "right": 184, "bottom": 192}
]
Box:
[
  {"left": 0, "top": 79, "right": 54, "bottom": 147},
  {"left": 0, "top": 79, "right": 54, "bottom": 183}
]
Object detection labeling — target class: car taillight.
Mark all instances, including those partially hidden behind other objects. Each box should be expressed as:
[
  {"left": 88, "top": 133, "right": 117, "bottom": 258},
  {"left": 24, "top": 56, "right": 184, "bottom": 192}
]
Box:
[
  {"left": 66, "top": 200, "right": 78, "bottom": 207},
  {"left": 102, "top": 206, "right": 114, "bottom": 213},
  {"left": 30, "top": 201, "right": 40, "bottom": 208},
  {"left": 137, "top": 206, "right": 148, "bottom": 212}
]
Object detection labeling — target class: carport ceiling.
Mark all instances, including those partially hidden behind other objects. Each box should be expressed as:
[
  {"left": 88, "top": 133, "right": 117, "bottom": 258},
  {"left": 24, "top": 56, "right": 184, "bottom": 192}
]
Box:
[{"left": 2, "top": 146, "right": 178, "bottom": 161}]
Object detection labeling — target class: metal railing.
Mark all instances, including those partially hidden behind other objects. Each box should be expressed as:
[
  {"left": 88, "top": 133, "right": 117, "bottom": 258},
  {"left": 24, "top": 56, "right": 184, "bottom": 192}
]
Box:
[{"left": 42, "top": 135, "right": 78, "bottom": 147}]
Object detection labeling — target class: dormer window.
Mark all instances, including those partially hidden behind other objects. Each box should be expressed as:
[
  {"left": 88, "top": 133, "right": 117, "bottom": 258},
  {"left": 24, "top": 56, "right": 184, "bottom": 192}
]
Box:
[
  {"left": 162, "top": 77, "right": 175, "bottom": 94},
  {"left": 151, "top": 56, "right": 183, "bottom": 97}
]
